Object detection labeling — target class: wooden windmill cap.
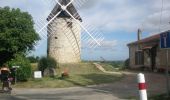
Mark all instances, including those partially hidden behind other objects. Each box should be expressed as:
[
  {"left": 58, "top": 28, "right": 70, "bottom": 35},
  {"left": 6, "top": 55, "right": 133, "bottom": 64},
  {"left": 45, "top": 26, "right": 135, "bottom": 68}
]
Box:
[{"left": 47, "top": 0, "right": 82, "bottom": 22}]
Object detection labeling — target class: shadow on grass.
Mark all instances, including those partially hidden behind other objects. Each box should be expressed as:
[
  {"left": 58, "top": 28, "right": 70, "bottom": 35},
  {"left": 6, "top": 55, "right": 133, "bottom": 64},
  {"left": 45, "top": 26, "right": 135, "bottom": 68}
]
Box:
[{"left": 63, "top": 73, "right": 122, "bottom": 87}]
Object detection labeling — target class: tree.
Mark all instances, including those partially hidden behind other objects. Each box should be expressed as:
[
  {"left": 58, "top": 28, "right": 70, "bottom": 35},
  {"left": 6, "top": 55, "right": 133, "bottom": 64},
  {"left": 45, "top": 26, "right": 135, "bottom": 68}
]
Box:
[
  {"left": 0, "top": 7, "right": 40, "bottom": 65},
  {"left": 8, "top": 54, "right": 32, "bottom": 81},
  {"left": 38, "top": 57, "right": 57, "bottom": 76},
  {"left": 27, "top": 56, "right": 39, "bottom": 63},
  {"left": 124, "top": 59, "right": 130, "bottom": 68}
]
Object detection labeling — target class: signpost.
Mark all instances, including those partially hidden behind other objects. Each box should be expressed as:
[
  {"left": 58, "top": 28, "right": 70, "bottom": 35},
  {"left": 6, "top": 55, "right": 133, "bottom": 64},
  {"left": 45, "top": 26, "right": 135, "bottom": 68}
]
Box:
[
  {"left": 160, "top": 31, "right": 170, "bottom": 96},
  {"left": 12, "top": 66, "right": 20, "bottom": 84},
  {"left": 160, "top": 32, "right": 170, "bottom": 48}
]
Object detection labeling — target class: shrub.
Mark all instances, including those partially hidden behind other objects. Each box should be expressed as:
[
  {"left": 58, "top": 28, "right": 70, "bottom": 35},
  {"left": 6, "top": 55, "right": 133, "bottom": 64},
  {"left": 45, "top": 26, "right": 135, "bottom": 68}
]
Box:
[
  {"left": 124, "top": 59, "right": 130, "bottom": 68},
  {"left": 8, "top": 54, "right": 32, "bottom": 81},
  {"left": 38, "top": 56, "right": 57, "bottom": 75},
  {"left": 27, "top": 56, "right": 39, "bottom": 63}
]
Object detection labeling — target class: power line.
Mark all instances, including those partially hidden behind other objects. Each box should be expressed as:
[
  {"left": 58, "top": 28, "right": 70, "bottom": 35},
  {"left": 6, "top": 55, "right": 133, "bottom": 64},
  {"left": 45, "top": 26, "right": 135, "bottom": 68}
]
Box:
[{"left": 159, "top": 0, "right": 164, "bottom": 32}]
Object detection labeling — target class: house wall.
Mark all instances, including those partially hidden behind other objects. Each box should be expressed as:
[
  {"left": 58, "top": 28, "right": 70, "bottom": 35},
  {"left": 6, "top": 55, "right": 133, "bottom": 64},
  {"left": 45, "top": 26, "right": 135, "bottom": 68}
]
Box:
[
  {"left": 128, "top": 43, "right": 170, "bottom": 70},
  {"left": 47, "top": 18, "right": 81, "bottom": 63},
  {"left": 129, "top": 45, "right": 138, "bottom": 68},
  {"left": 144, "top": 51, "right": 150, "bottom": 67},
  {"left": 156, "top": 48, "right": 170, "bottom": 70}
]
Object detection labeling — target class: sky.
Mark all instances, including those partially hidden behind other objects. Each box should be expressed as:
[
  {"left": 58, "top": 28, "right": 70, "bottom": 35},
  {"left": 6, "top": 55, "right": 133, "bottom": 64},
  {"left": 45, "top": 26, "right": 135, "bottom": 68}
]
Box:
[{"left": 0, "top": 0, "right": 170, "bottom": 61}]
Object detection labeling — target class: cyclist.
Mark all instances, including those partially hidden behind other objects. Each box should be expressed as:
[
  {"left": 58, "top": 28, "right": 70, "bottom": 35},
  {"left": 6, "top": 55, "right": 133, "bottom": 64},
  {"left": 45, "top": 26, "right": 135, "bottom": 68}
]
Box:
[{"left": 0, "top": 64, "right": 12, "bottom": 92}]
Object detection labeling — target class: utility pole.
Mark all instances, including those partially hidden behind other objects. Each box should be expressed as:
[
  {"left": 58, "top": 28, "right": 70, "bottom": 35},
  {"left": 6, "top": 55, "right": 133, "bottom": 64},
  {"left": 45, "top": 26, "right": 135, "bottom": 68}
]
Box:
[
  {"left": 160, "top": 31, "right": 170, "bottom": 97},
  {"left": 166, "top": 48, "right": 169, "bottom": 96}
]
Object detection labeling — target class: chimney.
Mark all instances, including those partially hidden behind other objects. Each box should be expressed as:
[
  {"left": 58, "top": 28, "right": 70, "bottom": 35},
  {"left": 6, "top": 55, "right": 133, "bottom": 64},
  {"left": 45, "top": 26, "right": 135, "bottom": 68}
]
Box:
[
  {"left": 137, "top": 29, "right": 142, "bottom": 50},
  {"left": 137, "top": 29, "right": 142, "bottom": 41}
]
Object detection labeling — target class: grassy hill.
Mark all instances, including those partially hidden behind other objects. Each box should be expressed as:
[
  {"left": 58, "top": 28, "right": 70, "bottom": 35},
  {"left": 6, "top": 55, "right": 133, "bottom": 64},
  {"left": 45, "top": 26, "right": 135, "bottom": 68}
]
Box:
[{"left": 14, "top": 62, "right": 123, "bottom": 88}]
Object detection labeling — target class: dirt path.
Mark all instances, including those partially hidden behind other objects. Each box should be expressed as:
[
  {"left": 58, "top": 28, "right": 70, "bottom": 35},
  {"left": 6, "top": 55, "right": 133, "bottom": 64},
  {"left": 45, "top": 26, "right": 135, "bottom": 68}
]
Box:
[{"left": 93, "top": 63, "right": 122, "bottom": 75}]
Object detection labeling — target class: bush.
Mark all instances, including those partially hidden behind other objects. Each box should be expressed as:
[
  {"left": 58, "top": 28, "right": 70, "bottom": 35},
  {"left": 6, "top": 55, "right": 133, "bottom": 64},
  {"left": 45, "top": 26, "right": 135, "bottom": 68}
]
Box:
[
  {"left": 27, "top": 56, "right": 39, "bottom": 63},
  {"left": 124, "top": 59, "right": 130, "bottom": 68},
  {"left": 38, "top": 56, "right": 57, "bottom": 75},
  {"left": 8, "top": 54, "right": 32, "bottom": 81}
]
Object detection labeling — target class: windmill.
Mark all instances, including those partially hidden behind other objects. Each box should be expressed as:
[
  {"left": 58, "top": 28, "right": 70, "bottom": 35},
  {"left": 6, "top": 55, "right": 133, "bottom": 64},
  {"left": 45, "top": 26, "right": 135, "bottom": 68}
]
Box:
[{"left": 37, "top": 0, "right": 104, "bottom": 63}]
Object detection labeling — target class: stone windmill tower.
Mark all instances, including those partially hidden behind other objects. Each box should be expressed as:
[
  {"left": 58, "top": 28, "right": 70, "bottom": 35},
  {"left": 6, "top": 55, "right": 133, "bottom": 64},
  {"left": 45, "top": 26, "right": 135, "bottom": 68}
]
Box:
[{"left": 47, "top": 0, "right": 82, "bottom": 63}]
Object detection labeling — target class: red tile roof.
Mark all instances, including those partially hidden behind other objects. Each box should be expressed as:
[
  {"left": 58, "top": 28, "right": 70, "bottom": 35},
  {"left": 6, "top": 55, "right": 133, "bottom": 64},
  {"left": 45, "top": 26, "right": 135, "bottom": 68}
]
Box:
[{"left": 127, "top": 30, "right": 170, "bottom": 46}]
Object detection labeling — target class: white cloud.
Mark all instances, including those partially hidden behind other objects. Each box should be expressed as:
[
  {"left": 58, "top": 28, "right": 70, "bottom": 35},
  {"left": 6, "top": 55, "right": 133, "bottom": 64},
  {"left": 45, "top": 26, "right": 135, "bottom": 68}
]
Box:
[
  {"left": 1, "top": 0, "right": 170, "bottom": 60},
  {"left": 77, "top": 0, "right": 170, "bottom": 34},
  {"left": 1, "top": 0, "right": 169, "bottom": 34},
  {"left": 100, "top": 40, "right": 117, "bottom": 48},
  {"left": 142, "top": 10, "right": 170, "bottom": 34}
]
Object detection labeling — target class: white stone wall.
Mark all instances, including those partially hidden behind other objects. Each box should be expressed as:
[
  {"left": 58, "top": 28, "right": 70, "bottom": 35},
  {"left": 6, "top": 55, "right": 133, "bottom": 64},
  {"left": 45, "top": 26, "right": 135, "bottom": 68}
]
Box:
[{"left": 47, "top": 18, "right": 81, "bottom": 63}]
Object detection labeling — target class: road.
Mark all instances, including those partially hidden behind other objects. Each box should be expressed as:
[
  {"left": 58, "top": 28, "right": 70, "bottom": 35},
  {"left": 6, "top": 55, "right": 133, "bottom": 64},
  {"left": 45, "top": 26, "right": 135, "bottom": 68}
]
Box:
[{"left": 0, "top": 71, "right": 167, "bottom": 100}]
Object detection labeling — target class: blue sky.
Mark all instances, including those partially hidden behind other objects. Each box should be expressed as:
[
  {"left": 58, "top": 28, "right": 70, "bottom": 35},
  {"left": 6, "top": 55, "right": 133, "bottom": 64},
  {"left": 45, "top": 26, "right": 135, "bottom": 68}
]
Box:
[{"left": 0, "top": 0, "right": 170, "bottom": 61}]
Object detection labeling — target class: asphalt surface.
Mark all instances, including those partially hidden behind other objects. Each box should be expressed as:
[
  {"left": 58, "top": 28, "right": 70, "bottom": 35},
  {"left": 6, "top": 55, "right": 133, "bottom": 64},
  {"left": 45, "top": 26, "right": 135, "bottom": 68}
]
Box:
[
  {"left": 0, "top": 71, "right": 167, "bottom": 100},
  {"left": 0, "top": 87, "right": 126, "bottom": 100}
]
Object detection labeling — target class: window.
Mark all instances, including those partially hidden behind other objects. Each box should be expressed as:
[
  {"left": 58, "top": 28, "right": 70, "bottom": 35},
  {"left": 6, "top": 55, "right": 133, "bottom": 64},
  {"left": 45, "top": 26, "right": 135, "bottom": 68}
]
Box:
[
  {"left": 135, "top": 51, "right": 144, "bottom": 65},
  {"left": 67, "top": 21, "right": 72, "bottom": 28}
]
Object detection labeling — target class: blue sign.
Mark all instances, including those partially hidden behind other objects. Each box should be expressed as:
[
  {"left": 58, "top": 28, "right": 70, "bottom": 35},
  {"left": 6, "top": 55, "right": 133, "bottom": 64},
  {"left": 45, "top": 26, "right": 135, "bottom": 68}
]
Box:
[{"left": 160, "top": 31, "right": 170, "bottom": 49}]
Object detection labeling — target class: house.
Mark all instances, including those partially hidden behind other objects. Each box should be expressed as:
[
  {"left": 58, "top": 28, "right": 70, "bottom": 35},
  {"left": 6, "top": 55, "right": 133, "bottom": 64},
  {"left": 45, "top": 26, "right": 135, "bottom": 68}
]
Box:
[{"left": 127, "top": 30, "right": 170, "bottom": 71}]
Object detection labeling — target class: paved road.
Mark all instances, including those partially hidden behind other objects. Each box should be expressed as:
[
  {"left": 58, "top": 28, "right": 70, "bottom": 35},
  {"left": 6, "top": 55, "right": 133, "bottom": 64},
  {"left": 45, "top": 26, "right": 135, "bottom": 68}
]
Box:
[
  {"left": 0, "top": 71, "right": 167, "bottom": 100},
  {"left": 0, "top": 87, "right": 125, "bottom": 100}
]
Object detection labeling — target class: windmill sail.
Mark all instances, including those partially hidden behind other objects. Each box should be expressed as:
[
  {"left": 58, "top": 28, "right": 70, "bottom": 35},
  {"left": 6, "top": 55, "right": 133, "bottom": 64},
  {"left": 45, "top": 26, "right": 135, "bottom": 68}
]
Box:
[
  {"left": 47, "top": 0, "right": 82, "bottom": 22},
  {"left": 47, "top": 0, "right": 82, "bottom": 63},
  {"left": 35, "top": 0, "right": 104, "bottom": 63}
]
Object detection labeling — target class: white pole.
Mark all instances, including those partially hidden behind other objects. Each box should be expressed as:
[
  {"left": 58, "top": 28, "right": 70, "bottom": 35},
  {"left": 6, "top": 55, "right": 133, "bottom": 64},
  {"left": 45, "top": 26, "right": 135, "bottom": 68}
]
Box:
[
  {"left": 166, "top": 49, "right": 170, "bottom": 96},
  {"left": 137, "top": 73, "right": 147, "bottom": 100}
]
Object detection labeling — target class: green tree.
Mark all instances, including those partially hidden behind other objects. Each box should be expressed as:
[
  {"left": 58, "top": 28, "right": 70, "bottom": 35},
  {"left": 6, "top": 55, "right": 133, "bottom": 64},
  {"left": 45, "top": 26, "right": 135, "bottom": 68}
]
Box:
[
  {"left": 38, "top": 57, "right": 57, "bottom": 75},
  {"left": 124, "top": 59, "right": 130, "bottom": 68},
  {"left": 8, "top": 54, "right": 32, "bottom": 81},
  {"left": 27, "top": 56, "right": 39, "bottom": 63},
  {"left": 0, "top": 6, "right": 40, "bottom": 65}
]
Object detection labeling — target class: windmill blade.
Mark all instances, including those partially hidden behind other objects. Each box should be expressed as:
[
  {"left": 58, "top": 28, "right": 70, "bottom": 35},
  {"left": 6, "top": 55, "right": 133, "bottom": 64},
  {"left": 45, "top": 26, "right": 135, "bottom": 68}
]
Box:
[
  {"left": 65, "top": 10, "right": 101, "bottom": 46},
  {"left": 66, "top": 0, "right": 74, "bottom": 7},
  {"left": 38, "top": 10, "right": 62, "bottom": 33},
  {"left": 55, "top": 0, "right": 101, "bottom": 46},
  {"left": 38, "top": 0, "right": 74, "bottom": 34}
]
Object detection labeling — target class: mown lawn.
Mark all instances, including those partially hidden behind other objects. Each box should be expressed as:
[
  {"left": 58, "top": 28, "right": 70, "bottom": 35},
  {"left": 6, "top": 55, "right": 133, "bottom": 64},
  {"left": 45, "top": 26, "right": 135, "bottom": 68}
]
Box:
[{"left": 13, "top": 62, "right": 123, "bottom": 88}]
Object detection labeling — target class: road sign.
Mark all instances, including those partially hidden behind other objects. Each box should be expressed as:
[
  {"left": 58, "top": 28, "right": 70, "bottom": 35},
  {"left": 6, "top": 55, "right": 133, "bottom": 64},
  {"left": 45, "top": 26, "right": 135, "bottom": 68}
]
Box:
[
  {"left": 34, "top": 71, "right": 42, "bottom": 79},
  {"left": 160, "top": 32, "right": 170, "bottom": 48},
  {"left": 12, "top": 66, "right": 20, "bottom": 68},
  {"left": 160, "top": 31, "right": 170, "bottom": 96}
]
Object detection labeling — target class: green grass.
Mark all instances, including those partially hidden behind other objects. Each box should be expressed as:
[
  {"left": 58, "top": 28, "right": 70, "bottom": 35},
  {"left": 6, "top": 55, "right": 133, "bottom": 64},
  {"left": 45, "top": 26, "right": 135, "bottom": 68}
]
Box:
[
  {"left": 99, "top": 62, "right": 125, "bottom": 72},
  {"left": 13, "top": 62, "right": 123, "bottom": 88}
]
